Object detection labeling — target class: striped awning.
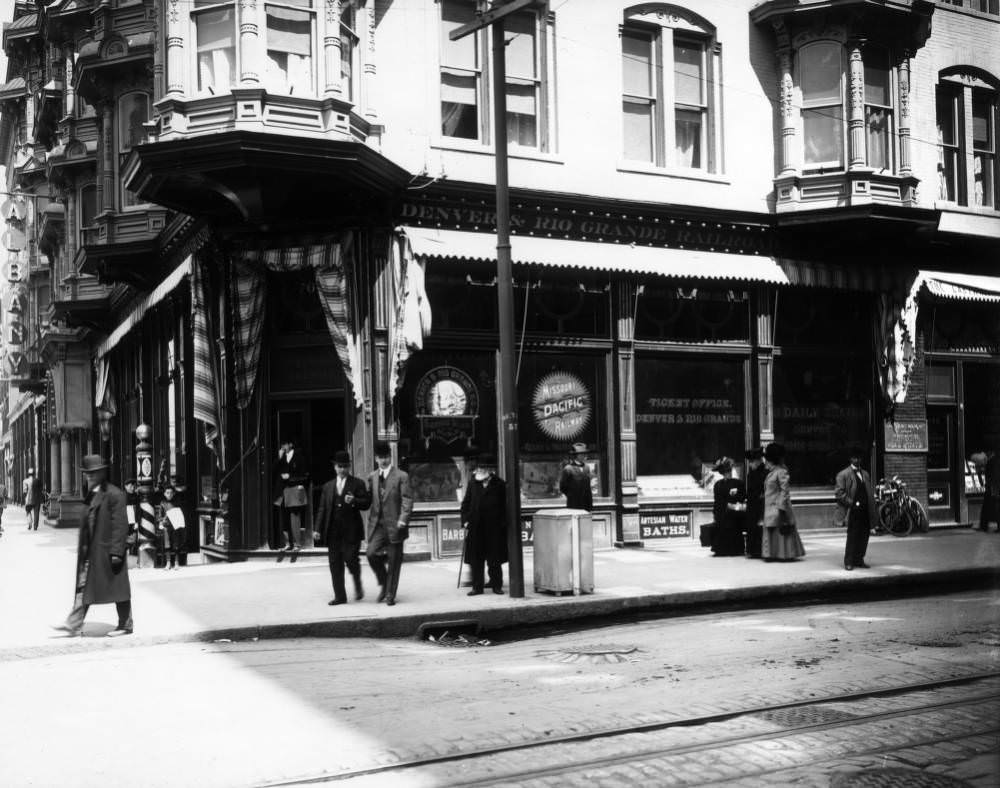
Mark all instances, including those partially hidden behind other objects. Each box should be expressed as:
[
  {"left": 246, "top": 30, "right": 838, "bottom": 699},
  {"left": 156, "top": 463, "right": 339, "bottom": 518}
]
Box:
[
  {"left": 918, "top": 270, "right": 1000, "bottom": 303},
  {"left": 403, "top": 227, "right": 789, "bottom": 284}
]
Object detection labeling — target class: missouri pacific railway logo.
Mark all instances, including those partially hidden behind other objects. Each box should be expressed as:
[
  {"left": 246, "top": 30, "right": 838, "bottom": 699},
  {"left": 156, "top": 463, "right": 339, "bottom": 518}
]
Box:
[{"left": 532, "top": 371, "right": 591, "bottom": 440}]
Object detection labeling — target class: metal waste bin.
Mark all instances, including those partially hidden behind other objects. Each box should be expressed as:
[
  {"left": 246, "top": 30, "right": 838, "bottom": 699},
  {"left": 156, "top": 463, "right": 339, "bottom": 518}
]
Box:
[{"left": 532, "top": 508, "right": 594, "bottom": 595}]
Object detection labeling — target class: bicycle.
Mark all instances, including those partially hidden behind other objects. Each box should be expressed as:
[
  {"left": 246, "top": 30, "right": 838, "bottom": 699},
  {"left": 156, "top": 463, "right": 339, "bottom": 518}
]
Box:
[{"left": 874, "top": 475, "right": 928, "bottom": 536}]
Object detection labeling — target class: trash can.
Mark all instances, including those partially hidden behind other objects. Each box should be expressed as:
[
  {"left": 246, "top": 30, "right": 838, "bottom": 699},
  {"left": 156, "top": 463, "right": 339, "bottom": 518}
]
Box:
[{"left": 532, "top": 508, "right": 594, "bottom": 595}]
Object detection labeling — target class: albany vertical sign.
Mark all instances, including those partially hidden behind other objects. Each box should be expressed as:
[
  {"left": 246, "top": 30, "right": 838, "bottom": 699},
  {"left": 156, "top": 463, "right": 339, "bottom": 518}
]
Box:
[{"left": 1, "top": 195, "right": 29, "bottom": 382}]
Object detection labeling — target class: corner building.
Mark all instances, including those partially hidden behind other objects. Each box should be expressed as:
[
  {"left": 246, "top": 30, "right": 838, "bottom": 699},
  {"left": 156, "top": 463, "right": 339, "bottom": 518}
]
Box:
[{"left": 0, "top": 0, "right": 996, "bottom": 558}]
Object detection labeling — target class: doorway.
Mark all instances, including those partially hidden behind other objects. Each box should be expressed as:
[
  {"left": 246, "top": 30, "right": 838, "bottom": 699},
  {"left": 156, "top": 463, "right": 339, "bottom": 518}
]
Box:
[{"left": 926, "top": 407, "right": 958, "bottom": 523}]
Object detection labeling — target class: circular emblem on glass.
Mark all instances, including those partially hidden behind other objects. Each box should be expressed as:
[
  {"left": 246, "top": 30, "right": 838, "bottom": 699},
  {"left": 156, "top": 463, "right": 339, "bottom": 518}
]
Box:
[
  {"left": 415, "top": 366, "right": 480, "bottom": 447},
  {"left": 532, "top": 371, "right": 591, "bottom": 440}
]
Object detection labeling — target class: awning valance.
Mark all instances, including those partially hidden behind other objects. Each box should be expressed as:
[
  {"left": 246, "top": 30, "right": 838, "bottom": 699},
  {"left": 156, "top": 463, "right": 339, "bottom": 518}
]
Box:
[
  {"left": 403, "top": 227, "right": 789, "bottom": 284},
  {"left": 918, "top": 270, "right": 1000, "bottom": 303},
  {"left": 95, "top": 257, "right": 192, "bottom": 359}
]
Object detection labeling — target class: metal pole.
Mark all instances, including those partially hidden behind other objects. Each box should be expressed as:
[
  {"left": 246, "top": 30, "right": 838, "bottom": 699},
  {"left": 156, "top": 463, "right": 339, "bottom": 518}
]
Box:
[{"left": 492, "top": 20, "right": 523, "bottom": 598}]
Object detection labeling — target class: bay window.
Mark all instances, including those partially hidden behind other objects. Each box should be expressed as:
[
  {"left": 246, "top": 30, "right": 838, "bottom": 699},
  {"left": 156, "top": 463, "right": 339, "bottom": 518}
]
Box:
[
  {"left": 339, "top": 2, "right": 358, "bottom": 102},
  {"left": 799, "top": 42, "right": 843, "bottom": 171},
  {"left": 440, "top": 0, "right": 481, "bottom": 140},
  {"left": 864, "top": 47, "right": 893, "bottom": 171},
  {"left": 265, "top": 0, "right": 314, "bottom": 95},
  {"left": 194, "top": 0, "right": 237, "bottom": 93}
]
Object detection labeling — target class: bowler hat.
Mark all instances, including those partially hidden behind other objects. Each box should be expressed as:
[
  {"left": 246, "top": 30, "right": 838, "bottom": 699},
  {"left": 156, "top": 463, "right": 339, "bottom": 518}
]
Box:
[
  {"left": 570, "top": 442, "right": 587, "bottom": 455},
  {"left": 124, "top": 478, "right": 137, "bottom": 486},
  {"left": 81, "top": 454, "right": 109, "bottom": 472},
  {"left": 333, "top": 450, "right": 351, "bottom": 465},
  {"left": 477, "top": 454, "right": 498, "bottom": 468},
  {"left": 374, "top": 440, "right": 391, "bottom": 457},
  {"left": 764, "top": 442, "right": 786, "bottom": 464},
  {"left": 744, "top": 447, "right": 764, "bottom": 461}
]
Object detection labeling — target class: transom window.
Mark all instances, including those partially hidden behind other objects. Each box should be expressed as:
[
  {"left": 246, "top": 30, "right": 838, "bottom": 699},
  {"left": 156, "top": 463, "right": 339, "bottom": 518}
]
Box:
[
  {"left": 438, "top": 0, "right": 552, "bottom": 151},
  {"left": 936, "top": 71, "right": 999, "bottom": 208},
  {"left": 620, "top": 6, "right": 718, "bottom": 172}
]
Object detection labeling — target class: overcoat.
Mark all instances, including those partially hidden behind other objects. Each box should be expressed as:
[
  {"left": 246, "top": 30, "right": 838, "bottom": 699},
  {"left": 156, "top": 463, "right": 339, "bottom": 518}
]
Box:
[
  {"left": 559, "top": 462, "right": 593, "bottom": 511},
  {"left": 461, "top": 474, "right": 509, "bottom": 565},
  {"left": 833, "top": 465, "right": 878, "bottom": 528},
  {"left": 366, "top": 467, "right": 413, "bottom": 544},
  {"left": 763, "top": 465, "right": 796, "bottom": 529},
  {"left": 314, "top": 474, "right": 371, "bottom": 550},
  {"left": 78, "top": 483, "right": 131, "bottom": 605}
]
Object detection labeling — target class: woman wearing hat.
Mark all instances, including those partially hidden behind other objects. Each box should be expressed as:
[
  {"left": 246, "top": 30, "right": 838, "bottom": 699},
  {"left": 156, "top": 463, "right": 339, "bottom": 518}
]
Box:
[
  {"left": 762, "top": 443, "right": 806, "bottom": 561},
  {"left": 709, "top": 457, "right": 747, "bottom": 557},
  {"left": 460, "top": 453, "right": 508, "bottom": 595},
  {"left": 744, "top": 448, "right": 766, "bottom": 558}
]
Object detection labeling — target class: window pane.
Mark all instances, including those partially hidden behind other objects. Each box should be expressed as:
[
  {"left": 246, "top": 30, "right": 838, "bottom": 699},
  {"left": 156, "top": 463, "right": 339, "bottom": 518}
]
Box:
[
  {"left": 972, "top": 92, "right": 994, "bottom": 150},
  {"left": 863, "top": 49, "right": 890, "bottom": 107},
  {"left": 196, "top": 9, "right": 236, "bottom": 91},
  {"left": 119, "top": 94, "right": 149, "bottom": 150},
  {"left": 441, "top": 72, "right": 478, "bottom": 138},
  {"left": 936, "top": 89, "right": 957, "bottom": 146},
  {"left": 267, "top": 6, "right": 311, "bottom": 56},
  {"left": 674, "top": 38, "right": 703, "bottom": 106},
  {"left": 675, "top": 108, "right": 702, "bottom": 168},
  {"left": 866, "top": 106, "right": 890, "bottom": 170},
  {"left": 800, "top": 43, "right": 841, "bottom": 104},
  {"left": 441, "top": 0, "right": 477, "bottom": 71},
  {"left": 622, "top": 31, "right": 653, "bottom": 97},
  {"left": 506, "top": 12, "right": 537, "bottom": 80},
  {"left": 506, "top": 82, "right": 537, "bottom": 147},
  {"left": 803, "top": 105, "right": 843, "bottom": 166},
  {"left": 80, "top": 186, "right": 98, "bottom": 227},
  {"left": 975, "top": 153, "right": 995, "bottom": 207},
  {"left": 623, "top": 99, "right": 654, "bottom": 162}
]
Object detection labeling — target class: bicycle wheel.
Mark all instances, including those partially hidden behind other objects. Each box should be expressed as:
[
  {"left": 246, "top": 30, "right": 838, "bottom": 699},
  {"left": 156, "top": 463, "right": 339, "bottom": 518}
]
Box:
[
  {"left": 906, "top": 499, "right": 929, "bottom": 533},
  {"left": 878, "top": 501, "right": 913, "bottom": 536}
]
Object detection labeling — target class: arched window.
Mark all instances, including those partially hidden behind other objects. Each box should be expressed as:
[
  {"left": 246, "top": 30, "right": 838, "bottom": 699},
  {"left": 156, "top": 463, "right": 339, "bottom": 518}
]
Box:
[{"left": 936, "top": 69, "right": 999, "bottom": 208}]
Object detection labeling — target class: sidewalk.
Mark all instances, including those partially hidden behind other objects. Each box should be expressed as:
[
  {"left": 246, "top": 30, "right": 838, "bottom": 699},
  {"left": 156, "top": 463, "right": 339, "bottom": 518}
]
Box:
[{"left": 1, "top": 505, "right": 998, "bottom": 658}]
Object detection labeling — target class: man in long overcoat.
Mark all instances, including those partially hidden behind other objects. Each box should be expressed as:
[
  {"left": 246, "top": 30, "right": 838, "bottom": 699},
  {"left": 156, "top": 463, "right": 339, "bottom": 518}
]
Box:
[
  {"left": 366, "top": 441, "right": 413, "bottom": 606},
  {"left": 834, "top": 447, "right": 878, "bottom": 571},
  {"left": 461, "top": 454, "right": 508, "bottom": 595},
  {"left": 53, "top": 454, "right": 133, "bottom": 637},
  {"left": 559, "top": 442, "right": 593, "bottom": 511},
  {"left": 314, "top": 450, "right": 371, "bottom": 605}
]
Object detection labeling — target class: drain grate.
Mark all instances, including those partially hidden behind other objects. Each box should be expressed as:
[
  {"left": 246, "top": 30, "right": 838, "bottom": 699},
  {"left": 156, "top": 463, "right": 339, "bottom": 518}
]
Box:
[
  {"left": 831, "top": 768, "right": 974, "bottom": 788},
  {"left": 536, "top": 644, "right": 642, "bottom": 664},
  {"left": 755, "top": 705, "right": 858, "bottom": 727}
]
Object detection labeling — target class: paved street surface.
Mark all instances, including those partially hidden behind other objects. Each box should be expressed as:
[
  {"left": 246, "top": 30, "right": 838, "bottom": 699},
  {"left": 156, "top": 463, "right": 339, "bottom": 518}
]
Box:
[{"left": 0, "top": 506, "right": 998, "bottom": 656}]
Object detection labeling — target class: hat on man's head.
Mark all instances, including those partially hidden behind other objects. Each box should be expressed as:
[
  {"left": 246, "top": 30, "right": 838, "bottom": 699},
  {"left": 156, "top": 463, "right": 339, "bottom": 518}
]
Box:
[
  {"left": 333, "top": 450, "right": 352, "bottom": 465},
  {"left": 847, "top": 445, "right": 865, "bottom": 459},
  {"left": 713, "top": 456, "right": 733, "bottom": 473},
  {"left": 81, "top": 454, "right": 109, "bottom": 473},
  {"left": 477, "top": 454, "right": 498, "bottom": 468},
  {"left": 124, "top": 477, "right": 137, "bottom": 486},
  {"left": 374, "top": 440, "right": 392, "bottom": 457},
  {"left": 745, "top": 447, "right": 764, "bottom": 461},
  {"left": 570, "top": 442, "right": 588, "bottom": 455},
  {"left": 764, "top": 442, "right": 786, "bottom": 464}
]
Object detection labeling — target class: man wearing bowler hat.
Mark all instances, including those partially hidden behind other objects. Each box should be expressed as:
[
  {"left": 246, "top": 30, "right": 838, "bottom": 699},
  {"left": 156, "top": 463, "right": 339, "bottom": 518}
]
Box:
[
  {"left": 559, "top": 442, "right": 593, "bottom": 512},
  {"left": 314, "top": 450, "right": 371, "bottom": 605},
  {"left": 366, "top": 441, "right": 412, "bottom": 606},
  {"left": 52, "top": 454, "right": 133, "bottom": 637}
]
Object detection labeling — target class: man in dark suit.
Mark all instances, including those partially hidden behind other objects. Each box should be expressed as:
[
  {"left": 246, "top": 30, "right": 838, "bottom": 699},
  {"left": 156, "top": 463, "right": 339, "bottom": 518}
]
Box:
[
  {"left": 834, "top": 447, "right": 878, "bottom": 571},
  {"left": 274, "top": 439, "right": 309, "bottom": 552},
  {"left": 314, "top": 450, "right": 371, "bottom": 605},
  {"left": 366, "top": 441, "right": 413, "bottom": 606},
  {"left": 52, "top": 454, "right": 133, "bottom": 637}
]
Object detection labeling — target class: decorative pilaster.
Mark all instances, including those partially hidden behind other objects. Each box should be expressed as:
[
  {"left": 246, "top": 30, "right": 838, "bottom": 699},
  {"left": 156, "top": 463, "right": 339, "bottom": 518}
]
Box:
[
  {"left": 101, "top": 103, "right": 115, "bottom": 213},
  {"left": 614, "top": 281, "right": 641, "bottom": 547},
  {"left": 363, "top": 0, "right": 377, "bottom": 121},
  {"left": 775, "top": 22, "right": 796, "bottom": 177},
  {"left": 166, "top": 0, "right": 185, "bottom": 96},
  {"left": 847, "top": 39, "right": 866, "bottom": 170},
  {"left": 324, "top": 0, "right": 344, "bottom": 98},
  {"left": 239, "top": 0, "right": 261, "bottom": 85},
  {"left": 897, "top": 52, "right": 912, "bottom": 176},
  {"left": 48, "top": 433, "right": 61, "bottom": 518}
]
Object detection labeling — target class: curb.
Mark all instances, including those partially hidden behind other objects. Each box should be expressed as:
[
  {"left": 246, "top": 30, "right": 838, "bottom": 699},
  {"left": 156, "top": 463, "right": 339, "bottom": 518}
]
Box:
[{"left": 4, "top": 566, "right": 997, "bottom": 661}]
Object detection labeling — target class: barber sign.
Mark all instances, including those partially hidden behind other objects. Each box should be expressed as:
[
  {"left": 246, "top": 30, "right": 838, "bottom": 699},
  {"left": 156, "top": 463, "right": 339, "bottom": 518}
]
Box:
[{"left": 532, "top": 371, "right": 592, "bottom": 440}]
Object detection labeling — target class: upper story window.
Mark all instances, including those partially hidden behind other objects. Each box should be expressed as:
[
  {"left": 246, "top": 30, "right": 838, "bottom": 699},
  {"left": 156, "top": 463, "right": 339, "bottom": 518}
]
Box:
[
  {"left": 439, "top": 0, "right": 553, "bottom": 151},
  {"left": 195, "top": 0, "right": 237, "bottom": 93},
  {"left": 118, "top": 92, "right": 151, "bottom": 209},
  {"left": 864, "top": 47, "right": 893, "bottom": 171},
  {"left": 340, "top": 3, "right": 359, "bottom": 102},
  {"left": 620, "top": 6, "right": 718, "bottom": 172},
  {"left": 936, "top": 70, "right": 999, "bottom": 208},
  {"left": 78, "top": 183, "right": 98, "bottom": 244},
  {"left": 265, "top": 0, "right": 315, "bottom": 94}
]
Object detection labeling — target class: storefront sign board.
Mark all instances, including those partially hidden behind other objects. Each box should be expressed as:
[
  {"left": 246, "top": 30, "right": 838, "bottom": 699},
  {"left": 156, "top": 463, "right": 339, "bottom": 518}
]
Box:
[
  {"left": 884, "top": 420, "right": 928, "bottom": 453},
  {"left": 639, "top": 510, "right": 692, "bottom": 539},
  {"left": 438, "top": 515, "right": 466, "bottom": 555}
]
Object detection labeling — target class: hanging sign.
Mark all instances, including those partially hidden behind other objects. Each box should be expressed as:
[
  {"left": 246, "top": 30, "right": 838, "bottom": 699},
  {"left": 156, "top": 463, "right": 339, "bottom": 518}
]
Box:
[
  {"left": 6, "top": 286, "right": 27, "bottom": 315},
  {"left": 415, "top": 366, "right": 479, "bottom": 447},
  {"left": 5, "top": 351, "right": 27, "bottom": 378},
  {"left": 2, "top": 255, "right": 25, "bottom": 283},
  {"left": 5, "top": 319, "right": 26, "bottom": 346},
  {"left": 532, "top": 371, "right": 591, "bottom": 440}
]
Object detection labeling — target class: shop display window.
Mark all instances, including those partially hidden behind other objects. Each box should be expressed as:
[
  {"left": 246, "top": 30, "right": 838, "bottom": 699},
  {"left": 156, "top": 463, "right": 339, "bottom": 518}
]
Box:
[
  {"left": 635, "top": 355, "right": 745, "bottom": 498},
  {"left": 514, "top": 279, "right": 610, "bottom": 337},
  {"left": 398, "top": 351, "right": 497, "bottom": 504},
  {"left": 517, "top": 354, "right": 607, "bottom": 501},
  {"left": 773, "top": 355, "right": 871, "bottom": 487},
  {"left": 774, "top": 289, "right": 870, "bottom": 347},
  {"left": 425, "top": 271, "right": 498, "bottom": 332},
  {"left": 635, "top": 286, "right": 749, "bottom": 343}
]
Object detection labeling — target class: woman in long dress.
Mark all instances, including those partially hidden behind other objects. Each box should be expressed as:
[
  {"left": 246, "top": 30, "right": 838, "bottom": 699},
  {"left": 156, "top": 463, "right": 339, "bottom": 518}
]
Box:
[
  {"left": 762, "top": 443, "right": 806, "bottom": 561},
  {"left": 710, "top": 457, "right": 747, "bottom": 556}
]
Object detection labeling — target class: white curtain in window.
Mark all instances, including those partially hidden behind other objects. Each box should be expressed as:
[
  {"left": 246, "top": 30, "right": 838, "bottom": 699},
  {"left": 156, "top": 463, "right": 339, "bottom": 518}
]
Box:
[
  {"left": 675, "top": 113, "right": 701, "bottom": 169},
  {"left": 198, "top": 49, "right": 234, "bottom": 92}
]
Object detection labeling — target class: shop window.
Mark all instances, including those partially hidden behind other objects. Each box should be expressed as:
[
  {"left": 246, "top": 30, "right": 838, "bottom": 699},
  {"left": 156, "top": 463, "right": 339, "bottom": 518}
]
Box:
[
  {"left": 927, "top": 364, "right": 956, "bottom": 400},
  {"left": 773, "top": 355, "right": 871, "bottom": 487},
  {"left": 269, "top": 270, "right": 326, "bottom": 333},
  {"left": 621, "top": 6, "right": 717, "bottom": 172},
  {"left": 517, "top": 354, "right": 607, "bottom": 502},
  {"left": 118, "top": 92, "right": 151, "bottom": 209},
  {"left": 439, "top": 0, "right": 553, "bottom": 151},
  {"left": 635, "top": 355, "right": 745, "bottom": 498},
  {"left": 425, "top": 271, "right": 498, "bottom": 332},
  {"left": 773, "top": 289, "right": 870, "bottom": 347},
  {"left": 514, "top": 280, "right": 610, "bottom": 337},
  {"left": 635, "top": 286, "right": 749, "bottom": 343},
  {"left": 925, "top": 302, "right": 1000, "bottom": 354},
  {"left": 936, "top": 71, "right": 999, "bottom": 208},
  {"left": 398, "top": 351, "right": 497, "bottom": 504}
]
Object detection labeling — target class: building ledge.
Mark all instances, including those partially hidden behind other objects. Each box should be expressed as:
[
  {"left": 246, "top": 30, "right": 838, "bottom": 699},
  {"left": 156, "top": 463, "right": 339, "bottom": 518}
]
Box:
[{"left": 775, "top": 170, "right": 921, "bottom": 213}]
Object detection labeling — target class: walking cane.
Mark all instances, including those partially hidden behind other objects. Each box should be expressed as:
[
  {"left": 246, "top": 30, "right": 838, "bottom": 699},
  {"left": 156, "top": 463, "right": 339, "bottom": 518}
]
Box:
[{"left": 457, "top": 529, "right": 468, "bottom": 589}]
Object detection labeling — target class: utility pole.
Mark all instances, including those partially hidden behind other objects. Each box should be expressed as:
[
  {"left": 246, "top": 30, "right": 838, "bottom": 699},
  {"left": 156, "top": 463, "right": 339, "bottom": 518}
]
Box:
[{"left": 450, "top": 0, "right": 534, "bottom": 598}]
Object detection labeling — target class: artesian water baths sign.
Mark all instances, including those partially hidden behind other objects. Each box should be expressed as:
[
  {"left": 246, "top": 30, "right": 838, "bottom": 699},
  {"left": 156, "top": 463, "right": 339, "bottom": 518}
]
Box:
[{"left": 532, "top": 371, "right": 591, "bottom": 440}]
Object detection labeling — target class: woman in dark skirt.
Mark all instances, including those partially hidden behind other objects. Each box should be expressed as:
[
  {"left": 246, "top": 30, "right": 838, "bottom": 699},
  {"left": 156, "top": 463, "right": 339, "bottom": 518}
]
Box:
[
  {"left": 744, "top": 447, "right": 766, "bottom": 558},
  {"left": 460, "top": 454, "right": 509, "bottom": 595},
  {"left": 711, "top": 457, "right": 748, "bottom": 556}
]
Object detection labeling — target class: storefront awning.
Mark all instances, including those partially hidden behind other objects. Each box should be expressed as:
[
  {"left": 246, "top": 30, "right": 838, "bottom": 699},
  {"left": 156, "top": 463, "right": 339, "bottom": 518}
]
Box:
[
  {"left": 918, "top": 270, "right": 1000, "bottom": 303},
  {"left": 403, "top": 227, "right": 790, "bottom": 284},
  {"left": 95, "top": 257, "right": 192, "bottom": 359}
]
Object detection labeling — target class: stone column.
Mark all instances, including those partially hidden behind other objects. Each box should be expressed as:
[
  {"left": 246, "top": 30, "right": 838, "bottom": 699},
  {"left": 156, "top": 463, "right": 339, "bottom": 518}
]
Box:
[
  {"left": 49, "top": 434, "right": 61, "bottom": 498},
  {"left": 324, "top": 0, "right": 344, "bottom": 98},
  {"left": 774, "top": 22, "right": 797, "bottom": 177},
  {"left": 239, "top": 0, "right": 261, "bottom": 86},
  {"left": 362, "top": 0, "right": 377, "bottom": 121},
  {"left": 166, "top": 0, "right": 186, "bottom": 96},
  {"left": 847, "top": 39, "right": 866, "bottom": 170},
  {"left": 897, "top": 53, "right": 912, "bottom": 176}
]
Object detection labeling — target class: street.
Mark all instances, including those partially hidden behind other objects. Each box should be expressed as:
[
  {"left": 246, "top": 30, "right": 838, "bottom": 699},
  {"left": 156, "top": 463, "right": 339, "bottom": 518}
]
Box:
[{"left": 1, "top": 592, "right": 997, "bottom": 787}]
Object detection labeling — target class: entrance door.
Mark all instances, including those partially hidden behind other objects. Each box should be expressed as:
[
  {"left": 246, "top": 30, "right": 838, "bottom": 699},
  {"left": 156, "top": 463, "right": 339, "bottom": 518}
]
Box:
[
  {"left": 927, "top": 407, "right": 958, "bottom": 523},
  {"left": 270, "top": 397, "right": 346, "bottom": 548}
]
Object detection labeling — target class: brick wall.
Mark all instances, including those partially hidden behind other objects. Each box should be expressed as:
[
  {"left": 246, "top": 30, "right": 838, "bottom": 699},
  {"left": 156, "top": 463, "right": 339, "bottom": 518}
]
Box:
[{"left": 883, "top": 333, "right": 928, "bottom": 510}]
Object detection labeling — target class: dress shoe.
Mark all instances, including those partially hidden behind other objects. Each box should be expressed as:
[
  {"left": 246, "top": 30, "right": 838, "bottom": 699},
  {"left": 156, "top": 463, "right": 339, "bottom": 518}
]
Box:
[
  {"left": 467, "top": 589, "right": 483, "bottom": 596},
  {"left": 856, "top": 562, "right": 871, "bottom": 569},
  {"left": 355, "top": 588, "right": 364, "bottom": 601},
  {"left": 328, "top": 599, "right": 346, "bottom": 606},
  {"left": 492, "top": 587, "right": 504, "bottom": 595},
  {"left": 106, "top": 627, "right": 133, "bottom": 638},
  {"left": 376, "top": 586, "right": 387, "bottom": 603},
  {"left": 844, "top": 563, "right": 854, "bottom": 571},
  {"left": 385, "top": 597, "right": 396, "bottom": 606}
]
